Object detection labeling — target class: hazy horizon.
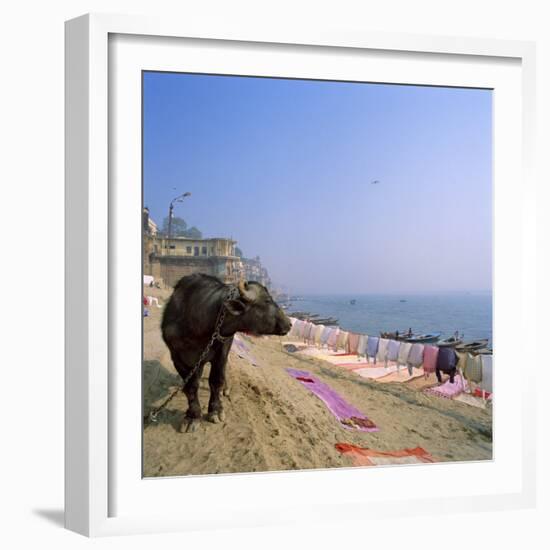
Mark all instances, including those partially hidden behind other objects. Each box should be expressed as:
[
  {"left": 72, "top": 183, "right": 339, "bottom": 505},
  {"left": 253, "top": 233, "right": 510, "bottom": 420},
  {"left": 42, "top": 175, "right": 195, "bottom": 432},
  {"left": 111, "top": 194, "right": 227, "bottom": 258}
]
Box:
[
  {"left": 289, "top": 289, "right": 493, "bottom": 296},
  {"left": 143, "top": 72, "right": 492, "bottom": 295}
]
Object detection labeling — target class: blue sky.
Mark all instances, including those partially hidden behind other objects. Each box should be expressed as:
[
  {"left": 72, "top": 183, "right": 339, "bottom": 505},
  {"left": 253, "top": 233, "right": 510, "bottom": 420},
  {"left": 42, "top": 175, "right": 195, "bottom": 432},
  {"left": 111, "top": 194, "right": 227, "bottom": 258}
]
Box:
[{"left": 143, "top": 72, "right": 492, "bottom": 294}]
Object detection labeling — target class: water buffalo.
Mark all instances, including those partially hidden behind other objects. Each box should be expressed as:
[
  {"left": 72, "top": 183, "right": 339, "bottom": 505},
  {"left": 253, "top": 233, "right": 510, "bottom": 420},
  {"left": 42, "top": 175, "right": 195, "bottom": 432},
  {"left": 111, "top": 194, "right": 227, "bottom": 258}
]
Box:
[{"left": 161, "top": 273, "right": 291, "bottom": 432}]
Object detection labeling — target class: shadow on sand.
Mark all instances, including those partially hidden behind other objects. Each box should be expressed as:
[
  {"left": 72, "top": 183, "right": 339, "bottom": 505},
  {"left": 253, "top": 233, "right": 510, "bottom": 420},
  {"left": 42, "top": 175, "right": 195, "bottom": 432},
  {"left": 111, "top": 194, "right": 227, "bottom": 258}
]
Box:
[{"left": 143, "top": 359, "right": 187, "bottom": 431}]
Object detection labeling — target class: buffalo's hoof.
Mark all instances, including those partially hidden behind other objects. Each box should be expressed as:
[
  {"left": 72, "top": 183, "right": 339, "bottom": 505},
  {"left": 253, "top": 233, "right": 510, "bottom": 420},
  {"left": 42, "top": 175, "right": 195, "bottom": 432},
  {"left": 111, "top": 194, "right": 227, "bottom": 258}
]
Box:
[
  {"left": 182, "top": 417, "right": 201, "bottom": 433},
  {"left": 205, "top": 411, "right": 225, "bottom": 424}
]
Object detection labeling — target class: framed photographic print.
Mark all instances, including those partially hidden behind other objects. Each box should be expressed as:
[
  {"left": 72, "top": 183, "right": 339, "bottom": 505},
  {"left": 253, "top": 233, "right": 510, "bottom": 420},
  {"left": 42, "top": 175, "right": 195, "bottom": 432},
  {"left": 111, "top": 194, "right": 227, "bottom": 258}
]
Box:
[{"left": 65, "top": 13, "right": 537, "bottom": 536}]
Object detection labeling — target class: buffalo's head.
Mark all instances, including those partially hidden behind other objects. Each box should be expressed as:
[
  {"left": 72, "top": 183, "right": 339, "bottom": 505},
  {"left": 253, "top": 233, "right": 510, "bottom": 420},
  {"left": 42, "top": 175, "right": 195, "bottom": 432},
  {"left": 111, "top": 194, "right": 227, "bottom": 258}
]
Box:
[{"left": 224, "top": 280, "right": 291, "bottom": 336}]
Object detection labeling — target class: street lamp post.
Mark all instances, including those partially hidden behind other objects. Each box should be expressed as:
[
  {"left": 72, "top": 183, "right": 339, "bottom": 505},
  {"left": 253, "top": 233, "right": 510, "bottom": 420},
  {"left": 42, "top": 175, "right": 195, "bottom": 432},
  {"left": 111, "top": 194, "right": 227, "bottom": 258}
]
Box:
[{"left": 167, "top": 191, "right": 191, "bottom": 253}]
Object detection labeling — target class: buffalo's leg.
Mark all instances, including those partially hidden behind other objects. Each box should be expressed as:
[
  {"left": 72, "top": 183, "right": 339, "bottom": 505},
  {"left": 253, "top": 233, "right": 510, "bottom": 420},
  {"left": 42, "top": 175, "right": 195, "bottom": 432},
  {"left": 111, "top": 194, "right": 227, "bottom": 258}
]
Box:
[
  {"left": 205, "top": 352, "right": 228, "bottom": 423},
  {"left": 182, "top": 367, "right": 205, "bottom": 432},
  {"left": 172, "top": 354, "right": 204, "bottom": 433}
]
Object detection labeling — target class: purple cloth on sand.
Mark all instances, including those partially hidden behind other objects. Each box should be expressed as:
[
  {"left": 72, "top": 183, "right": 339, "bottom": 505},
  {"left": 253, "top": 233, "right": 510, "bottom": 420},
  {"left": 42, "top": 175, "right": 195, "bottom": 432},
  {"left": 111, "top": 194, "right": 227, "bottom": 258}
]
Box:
[
  {"left": 367, "top": 336, "right": 380, "bottom": 359},
  {"left": 387, "top": 339, "right": 401, "bottom": 362},
  {"left": 286, "top": 368, "right": 379, "bottom": 432}
]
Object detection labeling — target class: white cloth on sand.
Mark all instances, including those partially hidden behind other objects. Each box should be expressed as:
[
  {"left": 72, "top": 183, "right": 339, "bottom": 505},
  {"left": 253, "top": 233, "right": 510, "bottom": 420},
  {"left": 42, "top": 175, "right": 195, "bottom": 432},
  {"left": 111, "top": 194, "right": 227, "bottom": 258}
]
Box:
[
  {"left": 397, "top": 342, "right": 412, "bottom": 367},
  {"left": 357, "top": 334, "right": 368, "bottom": 356},
  {"left": 354, "top": 365, "right": 399, "bottom": 379},
  {"left": 480, "top": 354, "right": 493, "bottom": 393},
  {"left": 376, "top": 338, "right": 389, "bottom": 363}
]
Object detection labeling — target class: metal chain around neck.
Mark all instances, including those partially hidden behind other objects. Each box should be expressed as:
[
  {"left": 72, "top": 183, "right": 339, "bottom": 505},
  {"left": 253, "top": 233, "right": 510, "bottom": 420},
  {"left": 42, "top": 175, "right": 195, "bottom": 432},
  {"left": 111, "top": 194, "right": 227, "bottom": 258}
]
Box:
[{"left": 145, "top": 284, "right": 240, "bottom": 425}]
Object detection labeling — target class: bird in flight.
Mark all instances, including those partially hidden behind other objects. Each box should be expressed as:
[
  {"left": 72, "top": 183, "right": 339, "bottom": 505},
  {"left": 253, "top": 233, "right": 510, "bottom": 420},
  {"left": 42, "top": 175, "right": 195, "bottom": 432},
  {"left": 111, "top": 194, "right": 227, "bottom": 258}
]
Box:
[{"left": 371, "top": 180, "right": 380, "bottom": 185}]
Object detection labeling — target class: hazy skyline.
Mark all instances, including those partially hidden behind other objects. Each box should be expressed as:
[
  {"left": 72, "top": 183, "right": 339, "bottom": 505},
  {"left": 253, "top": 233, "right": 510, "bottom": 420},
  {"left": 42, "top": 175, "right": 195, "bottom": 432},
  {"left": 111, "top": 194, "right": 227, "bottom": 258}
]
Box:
[{"left": 143, "top": 72, "right": 492, "bottom": 294}]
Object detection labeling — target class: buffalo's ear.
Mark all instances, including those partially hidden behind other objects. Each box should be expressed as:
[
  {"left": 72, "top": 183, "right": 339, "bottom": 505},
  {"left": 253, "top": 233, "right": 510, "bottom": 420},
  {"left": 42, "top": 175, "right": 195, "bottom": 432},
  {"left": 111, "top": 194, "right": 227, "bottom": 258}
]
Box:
[{"left": 225, "top": 299, "right": 247, "bottom": 316}]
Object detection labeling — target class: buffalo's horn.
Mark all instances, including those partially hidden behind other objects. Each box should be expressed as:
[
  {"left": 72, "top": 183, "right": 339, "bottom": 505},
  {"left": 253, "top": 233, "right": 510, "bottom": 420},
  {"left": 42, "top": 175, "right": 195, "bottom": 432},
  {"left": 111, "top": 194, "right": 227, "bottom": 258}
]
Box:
[{"left": 238, "top": 280, "right": 257, "bottom": 302}]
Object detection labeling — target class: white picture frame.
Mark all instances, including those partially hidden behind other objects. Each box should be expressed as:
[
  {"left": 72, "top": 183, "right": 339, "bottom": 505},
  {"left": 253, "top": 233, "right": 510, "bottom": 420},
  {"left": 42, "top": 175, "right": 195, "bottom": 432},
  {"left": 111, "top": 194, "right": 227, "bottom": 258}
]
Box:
[{"left": 65, "top": 13, "right": 537, "bottom": 537}]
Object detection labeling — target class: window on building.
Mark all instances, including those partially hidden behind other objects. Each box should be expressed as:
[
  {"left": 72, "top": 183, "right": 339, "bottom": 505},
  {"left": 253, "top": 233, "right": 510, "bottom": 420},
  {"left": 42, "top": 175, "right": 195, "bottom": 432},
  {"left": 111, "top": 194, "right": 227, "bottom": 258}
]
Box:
[
  {"left": 210, "top": 247, "right": 214, "bottom": 255},
  {"left": 194, "top": 246, "right": 199, "bottom": 256},
  {"left": 186, "top": 246, "right": 192, "bottom": 254},
  {"left": 202, "top": 246, "right": 207, "bottom": 255}
]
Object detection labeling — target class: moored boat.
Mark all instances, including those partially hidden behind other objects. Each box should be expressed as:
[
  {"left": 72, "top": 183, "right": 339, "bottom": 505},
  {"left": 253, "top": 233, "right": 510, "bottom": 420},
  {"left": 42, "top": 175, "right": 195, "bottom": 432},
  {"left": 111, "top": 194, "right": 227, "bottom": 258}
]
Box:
[
  {"left": 455, "top": 339, "right": 490, "bottom": 353},
  {"left": 437, "top": 335, "right": 463, "bottom": 348},
  {"left": 403, "top": 332, "right": 442, "bottom": 344},
  {"left": 290, "top": 312, "right": 320, "bottom": 321},
  {"left": 311, "top": 317, "right": 339, "bottom": 325},
  {"left": 394, "top": 329, "right": 415, "bottom": 341}
]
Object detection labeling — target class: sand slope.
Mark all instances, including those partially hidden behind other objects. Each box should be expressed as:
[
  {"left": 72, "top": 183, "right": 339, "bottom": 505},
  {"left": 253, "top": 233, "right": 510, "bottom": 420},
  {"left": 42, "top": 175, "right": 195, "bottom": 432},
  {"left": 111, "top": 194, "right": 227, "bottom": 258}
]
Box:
[{"left": 142, "top": 293, "right": 492, "bottom": 477}]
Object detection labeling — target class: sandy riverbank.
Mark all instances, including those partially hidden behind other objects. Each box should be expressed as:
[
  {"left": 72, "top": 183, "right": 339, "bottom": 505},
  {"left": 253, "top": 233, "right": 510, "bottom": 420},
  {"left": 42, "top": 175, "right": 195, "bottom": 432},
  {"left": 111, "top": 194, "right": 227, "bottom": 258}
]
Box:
[{"left": 142, "top": 288, "right": 492, "bottom": 477}]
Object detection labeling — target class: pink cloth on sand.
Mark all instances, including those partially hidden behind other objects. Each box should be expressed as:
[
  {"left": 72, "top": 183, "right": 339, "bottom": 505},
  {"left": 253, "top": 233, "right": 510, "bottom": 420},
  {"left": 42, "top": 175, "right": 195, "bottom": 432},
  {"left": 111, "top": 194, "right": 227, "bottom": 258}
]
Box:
[
  {"left": 424, "top": 374, "right": 465, "bottom": 399},
  {"left": 327, "top": 328, "right": 339, "bottom": 350},
  {"left": 422, "top": 345, "right": 439, "bottom": 374},
  {"left": 347, "top": 333, "right": 360, "bottom": 354}
]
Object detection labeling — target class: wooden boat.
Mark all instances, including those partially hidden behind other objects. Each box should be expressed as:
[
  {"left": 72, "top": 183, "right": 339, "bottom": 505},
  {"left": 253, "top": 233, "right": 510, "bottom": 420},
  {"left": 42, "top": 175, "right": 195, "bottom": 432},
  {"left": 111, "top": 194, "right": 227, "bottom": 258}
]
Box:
[
  {"left": 311, "top": 317, "right": 339, "bottom": 325},
  {"left": 394, "top": 329, "right": 415, "bottom": 341},
  {"left": 403, "top": 332, "right": 442, "bottom": 344},
  {"left": 290, "top": 312, "right": 319, "bottom": 321},
  {"left": 437, "top": 336, "right": 463, "bottom": 348},
  {"left": 455, "top": 339, "right": 490, "bottom": 352}
]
